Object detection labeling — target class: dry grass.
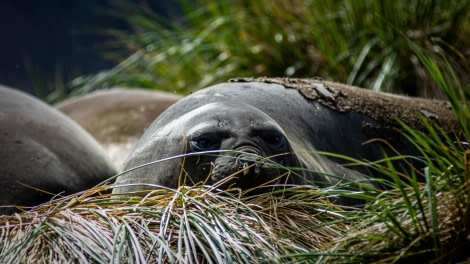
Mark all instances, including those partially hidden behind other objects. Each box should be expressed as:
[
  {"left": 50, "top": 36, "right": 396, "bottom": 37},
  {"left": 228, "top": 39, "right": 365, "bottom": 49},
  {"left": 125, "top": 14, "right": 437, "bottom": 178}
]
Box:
[
  {"left": 326, "top": 187, "right": 469, "bottom": 263},
  {"left": 1, "top": 179, "right": 468, "bottom": 263},
  {"left": 0, "top": 184, "right": 351, "bottom": 263}
]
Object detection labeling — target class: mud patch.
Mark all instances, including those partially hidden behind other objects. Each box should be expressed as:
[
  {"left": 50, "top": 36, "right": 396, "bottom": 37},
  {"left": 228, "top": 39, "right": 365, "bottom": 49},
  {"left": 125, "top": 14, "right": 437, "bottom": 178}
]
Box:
[{"left": 230, "top": 77, "right": 461, "bottom": 134}]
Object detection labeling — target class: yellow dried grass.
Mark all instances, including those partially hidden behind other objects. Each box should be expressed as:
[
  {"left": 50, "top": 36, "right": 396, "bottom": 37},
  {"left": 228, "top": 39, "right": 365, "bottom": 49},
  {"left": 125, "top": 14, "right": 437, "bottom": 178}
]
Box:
[{"left": 0, "top": 184, "right": 350, "bottom": 263}]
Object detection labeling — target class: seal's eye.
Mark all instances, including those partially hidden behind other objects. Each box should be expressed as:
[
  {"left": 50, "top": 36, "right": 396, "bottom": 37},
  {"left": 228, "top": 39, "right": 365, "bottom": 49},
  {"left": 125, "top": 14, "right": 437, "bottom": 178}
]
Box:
[
  {"left": 267, "top": 135, "right": 281, "bottom": 144},
  {"left": 192, "top": 133, "right": 220, "bottom": 151},
  {"left": 263, "top": 130, "right": 286, "bottom": 150}
]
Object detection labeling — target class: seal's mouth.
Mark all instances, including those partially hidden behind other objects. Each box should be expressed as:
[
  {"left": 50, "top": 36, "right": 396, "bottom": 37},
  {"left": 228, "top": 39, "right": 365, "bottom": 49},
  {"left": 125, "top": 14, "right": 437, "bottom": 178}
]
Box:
[
  {"left": 208, "top": 148, "right": 285, "bottom": 191},
  {"left": 235, "top": 147, "right": 263, "bottom": 176},
  {"left": 214, "top": 161, "right": 288, "bottom": 195}
]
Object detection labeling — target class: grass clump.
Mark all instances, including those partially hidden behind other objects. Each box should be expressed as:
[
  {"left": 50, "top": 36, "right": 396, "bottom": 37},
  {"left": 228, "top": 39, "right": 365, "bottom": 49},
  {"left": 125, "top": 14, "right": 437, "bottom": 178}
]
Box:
[
  {"left": 0, "top": 184, "right": 352, "bottom": 263},
  {"left": 68, "top": 0, "right": 470, "bottom": 100},
  {"left": 313, "top": 44, "right": 470, "bottom": 263}
]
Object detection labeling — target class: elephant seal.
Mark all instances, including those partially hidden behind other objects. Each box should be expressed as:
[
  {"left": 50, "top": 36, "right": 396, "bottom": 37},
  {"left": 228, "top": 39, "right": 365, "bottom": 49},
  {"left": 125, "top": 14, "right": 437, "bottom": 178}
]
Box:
[
  {"left": 56, "top": 89, "right": 182, "bottom": 169},
  {"left": 0, "top": 85, "right": 116, "bottom": 214},
  {"left": 113, "top": 78, "right": 460, "bottom": 198}
]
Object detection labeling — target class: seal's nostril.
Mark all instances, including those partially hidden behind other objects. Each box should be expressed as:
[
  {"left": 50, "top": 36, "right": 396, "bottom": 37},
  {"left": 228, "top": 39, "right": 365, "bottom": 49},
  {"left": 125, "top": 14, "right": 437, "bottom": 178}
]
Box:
[
  {"left": 242, "top": 162, "right": 249, "bottom": 176},
  {"left": 237, "top": 160, "right": 263, "bottom": 176},
  {"left": 255, "top": 163, "right": 261, "bottom": 175}
]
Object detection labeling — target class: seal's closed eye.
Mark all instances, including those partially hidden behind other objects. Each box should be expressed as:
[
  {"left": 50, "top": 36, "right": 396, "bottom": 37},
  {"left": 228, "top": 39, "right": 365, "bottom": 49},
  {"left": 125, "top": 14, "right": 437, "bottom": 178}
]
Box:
[
  {"left": 262, "top": 130, "right": 286, "bottom": 151},
  {"left": 192, "top": 133, "right": 221, "bottom": 151}
]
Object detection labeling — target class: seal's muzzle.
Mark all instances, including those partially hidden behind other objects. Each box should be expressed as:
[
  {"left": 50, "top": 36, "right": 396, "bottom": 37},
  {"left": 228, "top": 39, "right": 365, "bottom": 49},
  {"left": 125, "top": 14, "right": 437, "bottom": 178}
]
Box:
[{"left": 235, "top": 146, "right": 263, "bottom": 176}]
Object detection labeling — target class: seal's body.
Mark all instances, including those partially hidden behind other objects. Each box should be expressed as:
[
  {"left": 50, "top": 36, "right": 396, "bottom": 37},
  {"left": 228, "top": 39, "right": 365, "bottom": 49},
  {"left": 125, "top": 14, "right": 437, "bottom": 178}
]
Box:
[
  {"left": 57, "top": 89, "right": 182, "bottom": 169},
  {"left": 0, "top": 85, "right": 116, "bottom": 214},
  {"left": 113, "top": 79, "right": 460, "bottom": 197}
]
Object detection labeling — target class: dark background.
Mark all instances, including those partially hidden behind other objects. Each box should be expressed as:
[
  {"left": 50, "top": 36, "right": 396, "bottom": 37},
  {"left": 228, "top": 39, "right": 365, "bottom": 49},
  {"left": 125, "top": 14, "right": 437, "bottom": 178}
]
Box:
[{"left": 0, "top": 0, "right": 180, "bottom": 96}]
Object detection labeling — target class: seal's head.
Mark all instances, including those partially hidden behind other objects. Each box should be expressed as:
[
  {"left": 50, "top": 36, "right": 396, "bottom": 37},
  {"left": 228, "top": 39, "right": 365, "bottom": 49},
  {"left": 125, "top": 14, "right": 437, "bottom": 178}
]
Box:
[
  {"left": 182, "top": 102, "right": 300, "bottom": 190},
  {"left": 114, "top": 102, "right": 302, "bottom": 193}
]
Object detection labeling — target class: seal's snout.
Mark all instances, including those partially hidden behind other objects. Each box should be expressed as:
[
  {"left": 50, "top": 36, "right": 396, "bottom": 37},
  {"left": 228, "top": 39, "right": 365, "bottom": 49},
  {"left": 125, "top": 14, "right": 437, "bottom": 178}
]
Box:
[
  {"left": 209, "top": 146, "right": 265, "bottom": 183},
  {"left": 237, "top": 158, "right": 262, "bottom": 176},
  {"left": 235, "top": 147, "right": 263, "bottom": 176}
]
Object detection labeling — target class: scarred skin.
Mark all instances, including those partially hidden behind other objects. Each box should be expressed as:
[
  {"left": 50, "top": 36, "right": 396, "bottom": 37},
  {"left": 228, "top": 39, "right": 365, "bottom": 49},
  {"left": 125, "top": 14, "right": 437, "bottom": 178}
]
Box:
[
  {"left": 113, "top": 79, "right": 461, "bottom": 200},
  {"left": 0, "top": 85, "right": 116, "bottom": 214}
]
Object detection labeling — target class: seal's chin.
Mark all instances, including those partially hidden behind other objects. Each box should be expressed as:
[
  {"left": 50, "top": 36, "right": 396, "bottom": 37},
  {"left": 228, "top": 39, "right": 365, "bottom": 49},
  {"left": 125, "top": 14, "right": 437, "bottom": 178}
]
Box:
[{"left": 210, "top": 156, "right": 285, "bottom": 191}]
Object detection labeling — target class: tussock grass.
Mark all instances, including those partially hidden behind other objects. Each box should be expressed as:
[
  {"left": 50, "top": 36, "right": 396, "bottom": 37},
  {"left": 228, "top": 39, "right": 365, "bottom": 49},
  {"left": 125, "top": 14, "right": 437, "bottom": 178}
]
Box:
[
  {"left": 1, "top": 173, "right": 467, "bottom": 263},
  {"left": 67, "top": 0, "right": 470, "bottom": 100},
  {"left": 0, "top": 184, "right": 352, "bottom": 263}
]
